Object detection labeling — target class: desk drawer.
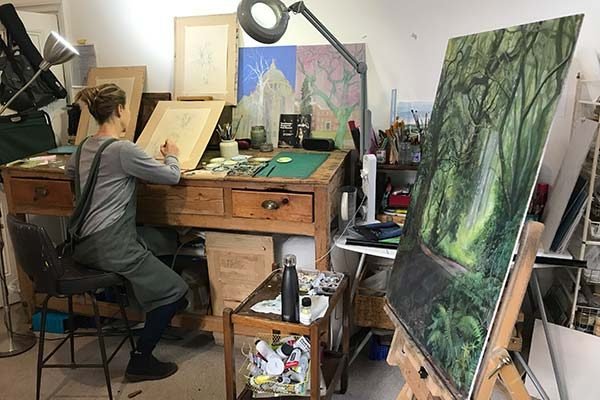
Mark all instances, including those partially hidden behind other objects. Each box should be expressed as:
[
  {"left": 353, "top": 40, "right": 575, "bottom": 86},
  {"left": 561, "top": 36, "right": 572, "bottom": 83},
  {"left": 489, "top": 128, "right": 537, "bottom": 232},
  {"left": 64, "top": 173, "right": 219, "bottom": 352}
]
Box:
[
  {"left": 138, "top": 185, "right": 224, "bottom": 216},
  {"left": 232, "top": 190, "right": 313, "bottom": 223},
  {"left": 10, "top": 178, "right": 73, "bottom": 213}
]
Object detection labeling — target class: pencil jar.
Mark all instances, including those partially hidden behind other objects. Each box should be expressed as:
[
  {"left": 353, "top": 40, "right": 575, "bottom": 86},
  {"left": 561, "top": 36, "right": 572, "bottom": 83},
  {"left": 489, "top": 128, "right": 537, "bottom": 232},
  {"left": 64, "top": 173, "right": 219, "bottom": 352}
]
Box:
[
  {"left": 251, "top": 125, "right": 267, "bottom": 149},
  {"left": 220, "top": 140, "right": 239, "bottom": 160}
]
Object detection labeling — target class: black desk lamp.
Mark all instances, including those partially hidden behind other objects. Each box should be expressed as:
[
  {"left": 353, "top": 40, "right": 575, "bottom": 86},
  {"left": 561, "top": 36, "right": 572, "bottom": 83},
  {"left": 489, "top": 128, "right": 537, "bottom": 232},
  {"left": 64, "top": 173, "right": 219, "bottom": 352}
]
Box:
[{"left": 237, "top": 0, "right": 369, "bottom": 155}]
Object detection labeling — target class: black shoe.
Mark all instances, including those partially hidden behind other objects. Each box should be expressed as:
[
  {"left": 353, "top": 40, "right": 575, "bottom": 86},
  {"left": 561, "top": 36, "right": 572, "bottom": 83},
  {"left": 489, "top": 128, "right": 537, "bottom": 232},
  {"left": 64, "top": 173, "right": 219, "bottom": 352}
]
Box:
[{"left": 125, "top": 351, "right": 178, "bottom": 382}]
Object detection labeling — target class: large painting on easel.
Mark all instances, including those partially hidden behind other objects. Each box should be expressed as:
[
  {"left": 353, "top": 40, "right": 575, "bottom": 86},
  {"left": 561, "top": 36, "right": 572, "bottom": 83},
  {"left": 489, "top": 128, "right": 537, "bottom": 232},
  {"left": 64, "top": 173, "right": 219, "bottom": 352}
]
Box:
[{"left": 387, "top": 15, "right": 583, "bottom": 397}]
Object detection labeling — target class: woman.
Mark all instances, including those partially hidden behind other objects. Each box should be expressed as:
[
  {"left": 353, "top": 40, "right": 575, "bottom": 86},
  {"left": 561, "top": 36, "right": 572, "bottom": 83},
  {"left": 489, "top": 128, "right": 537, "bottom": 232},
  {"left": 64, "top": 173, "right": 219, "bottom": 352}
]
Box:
[{"left": 66, "top": 83, "right": 189, "bottom": 382}]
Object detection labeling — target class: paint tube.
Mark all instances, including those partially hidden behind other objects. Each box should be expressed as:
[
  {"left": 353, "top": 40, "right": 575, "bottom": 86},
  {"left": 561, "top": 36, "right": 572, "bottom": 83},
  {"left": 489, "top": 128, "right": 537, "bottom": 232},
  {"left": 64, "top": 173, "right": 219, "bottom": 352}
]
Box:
[
  {"left": 293, "top": 336, "right": 311, "bottom": 353},
  {"left": 277, "top": 375, "right": 291, "bottom": 384},
  {"left": 247, "top": 353, "right": 268, "bottom": 375},
  {"left": 292, "top": 354, "right": 309, "bottom": 375},
  {"left": 287, "top": 370, "right": 305, "bottom": 383},
  {"left": 251, "top": 375, "right": 276, "bottom": 386},
  {"left": 285, "top": 348, "right": 302, "bottom": 368}
]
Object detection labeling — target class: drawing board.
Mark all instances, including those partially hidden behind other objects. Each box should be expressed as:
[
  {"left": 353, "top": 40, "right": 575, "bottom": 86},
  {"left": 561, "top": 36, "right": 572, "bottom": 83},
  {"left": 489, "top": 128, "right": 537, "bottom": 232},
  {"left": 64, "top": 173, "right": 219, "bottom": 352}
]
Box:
[
  {"left": 386, "top": 15, "right": 583, "bottom": 398},
  {"left": 174, "top": 14, "right": 238, "bottom": 105},
  {"left": 135, "top": 100, "right": 225, "bottom": 170},
  {"left": 75, "top": 66, "right": 146, "bottom": 144}
]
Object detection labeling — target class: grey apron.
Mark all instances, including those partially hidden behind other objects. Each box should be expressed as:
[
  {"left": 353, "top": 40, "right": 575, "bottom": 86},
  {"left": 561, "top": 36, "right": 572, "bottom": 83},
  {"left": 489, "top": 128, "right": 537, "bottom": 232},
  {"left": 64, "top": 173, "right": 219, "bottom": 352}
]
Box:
[{"left": 68, "top": 138, "right": 189, "bottom": 312}]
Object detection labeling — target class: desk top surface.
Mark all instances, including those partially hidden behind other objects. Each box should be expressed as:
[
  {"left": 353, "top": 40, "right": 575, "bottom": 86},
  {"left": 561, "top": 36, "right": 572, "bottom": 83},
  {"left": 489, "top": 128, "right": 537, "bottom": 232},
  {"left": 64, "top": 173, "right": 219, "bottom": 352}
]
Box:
[{"left": 1, "top": 148, "right": 349, "bottom": 186}]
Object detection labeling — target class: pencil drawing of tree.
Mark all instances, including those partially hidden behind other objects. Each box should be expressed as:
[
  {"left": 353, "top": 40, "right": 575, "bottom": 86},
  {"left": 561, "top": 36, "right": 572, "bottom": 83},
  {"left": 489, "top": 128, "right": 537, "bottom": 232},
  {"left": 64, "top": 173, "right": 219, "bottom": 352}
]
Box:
[
  {"left": 296, "top": 44, "right": 365, "bottom": 147},
  {"left": 387, "top": 15, "right": 583, "bottom": 394}
]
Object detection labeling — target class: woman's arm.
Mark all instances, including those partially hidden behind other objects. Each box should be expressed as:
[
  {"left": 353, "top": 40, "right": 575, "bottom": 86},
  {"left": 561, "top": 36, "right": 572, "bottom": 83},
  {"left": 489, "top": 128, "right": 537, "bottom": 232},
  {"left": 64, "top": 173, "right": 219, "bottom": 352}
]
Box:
[{"left": 119, "top": 141, "right": 180, "bottom": 184}]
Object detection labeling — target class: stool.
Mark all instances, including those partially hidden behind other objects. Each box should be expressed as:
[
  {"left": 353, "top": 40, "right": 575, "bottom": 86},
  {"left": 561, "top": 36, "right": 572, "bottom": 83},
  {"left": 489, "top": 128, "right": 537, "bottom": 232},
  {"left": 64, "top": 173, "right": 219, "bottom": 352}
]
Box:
[{"left": 7, "top": 215, "right": 136, "bottom": 400}]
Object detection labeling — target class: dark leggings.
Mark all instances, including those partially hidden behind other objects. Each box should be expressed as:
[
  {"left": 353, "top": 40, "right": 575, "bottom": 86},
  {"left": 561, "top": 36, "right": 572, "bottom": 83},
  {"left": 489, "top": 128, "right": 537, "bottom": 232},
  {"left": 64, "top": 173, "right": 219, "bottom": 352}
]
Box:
[{"left": 136, "top": 296, "right": 188, "bottom": 356}]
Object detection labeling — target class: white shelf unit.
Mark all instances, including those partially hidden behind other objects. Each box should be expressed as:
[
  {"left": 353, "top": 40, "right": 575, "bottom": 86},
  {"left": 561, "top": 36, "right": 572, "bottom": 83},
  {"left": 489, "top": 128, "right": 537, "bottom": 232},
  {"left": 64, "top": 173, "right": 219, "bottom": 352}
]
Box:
[{"left": 569, "top": 75, "right": 600, "bottom": 329}]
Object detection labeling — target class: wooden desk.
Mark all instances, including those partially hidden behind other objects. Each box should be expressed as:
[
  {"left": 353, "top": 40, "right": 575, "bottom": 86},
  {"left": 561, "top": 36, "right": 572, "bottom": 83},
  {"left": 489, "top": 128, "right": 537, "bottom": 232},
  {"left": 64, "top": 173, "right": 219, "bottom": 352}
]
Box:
[{"left": 1, "top": 149, "right": 349, "bottom": 333}]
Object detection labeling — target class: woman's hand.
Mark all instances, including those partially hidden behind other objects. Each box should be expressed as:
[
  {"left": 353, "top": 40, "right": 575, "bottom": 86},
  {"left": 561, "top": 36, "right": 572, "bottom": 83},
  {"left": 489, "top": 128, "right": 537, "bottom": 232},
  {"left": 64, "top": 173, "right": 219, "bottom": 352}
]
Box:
[{"left": 160, "top": 139, "right": 180, "bottom": 158}]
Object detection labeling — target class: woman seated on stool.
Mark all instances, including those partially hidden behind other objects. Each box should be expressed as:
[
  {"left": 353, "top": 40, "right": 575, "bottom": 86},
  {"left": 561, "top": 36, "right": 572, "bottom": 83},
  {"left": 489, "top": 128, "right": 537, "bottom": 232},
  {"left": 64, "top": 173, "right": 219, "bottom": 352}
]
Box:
[{"left": 66, "top": 83, "right": 189, "bottom": 382}]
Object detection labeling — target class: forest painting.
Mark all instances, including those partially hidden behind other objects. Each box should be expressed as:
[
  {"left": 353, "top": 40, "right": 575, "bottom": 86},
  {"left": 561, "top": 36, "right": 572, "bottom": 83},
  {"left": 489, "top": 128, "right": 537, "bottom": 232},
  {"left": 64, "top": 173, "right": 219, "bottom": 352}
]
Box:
[{"left": 387, "top": 15, "right": 583, "bottom": 397}]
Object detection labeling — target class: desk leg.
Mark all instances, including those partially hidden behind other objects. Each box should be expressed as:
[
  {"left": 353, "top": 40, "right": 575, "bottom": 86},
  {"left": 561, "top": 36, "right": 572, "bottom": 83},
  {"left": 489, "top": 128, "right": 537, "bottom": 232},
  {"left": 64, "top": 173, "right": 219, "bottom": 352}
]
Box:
[
  {"left": 314, "top": 187, "right": 330, "bottom": 271},
  {"left": 223, "top": 308, "right": 236, "bottom": 400},
  {"left": 310, "top": 323, "right": 320, "bottom": 400},
  {"left": 341, "top": 280, "right": 350, "bottom": 394}
]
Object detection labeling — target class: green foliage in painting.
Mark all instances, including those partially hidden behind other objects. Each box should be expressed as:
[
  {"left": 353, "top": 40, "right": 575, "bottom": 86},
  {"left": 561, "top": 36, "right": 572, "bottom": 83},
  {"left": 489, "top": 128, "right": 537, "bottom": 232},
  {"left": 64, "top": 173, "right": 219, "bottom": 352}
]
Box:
[{"left": 387, "top": 15, "right": 583, "bottom": 395}]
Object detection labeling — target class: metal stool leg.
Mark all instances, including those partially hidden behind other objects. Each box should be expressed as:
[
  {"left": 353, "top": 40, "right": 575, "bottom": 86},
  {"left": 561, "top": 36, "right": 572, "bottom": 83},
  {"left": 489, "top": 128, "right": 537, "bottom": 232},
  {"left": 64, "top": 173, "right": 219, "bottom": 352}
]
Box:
[
  {"left": 116, "top": 287, "right": 136, "bottom": 351},
  {"left": 36, "top": 295, "right": 50, "bottom": 400},
  {"left": 67, "top": 295, "right": 75, "bottom": 366},
  {"left": 90, "top": 293, "right": 113, "bottom": 400}
]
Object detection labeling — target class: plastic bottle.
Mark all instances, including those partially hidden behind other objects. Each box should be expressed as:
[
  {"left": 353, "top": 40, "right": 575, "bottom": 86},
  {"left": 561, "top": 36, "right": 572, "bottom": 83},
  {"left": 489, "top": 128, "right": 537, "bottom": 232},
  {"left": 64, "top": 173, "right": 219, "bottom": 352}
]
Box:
[
  {"left": 255, "top": 340, "right": 285, "bottom": 376},
  {"left": 281, "top": 254, "right": 299, "bottom": 323},
  {"left": 300, "top": 297, "right": 312, "bottom": 325}
]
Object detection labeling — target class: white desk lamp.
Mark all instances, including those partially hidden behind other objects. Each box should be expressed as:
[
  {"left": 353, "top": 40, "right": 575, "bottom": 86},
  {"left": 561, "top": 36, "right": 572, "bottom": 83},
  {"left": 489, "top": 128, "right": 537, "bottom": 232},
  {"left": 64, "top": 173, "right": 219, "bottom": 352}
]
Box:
[{"left": 0, "top": 30, "right": 77, "bottom": 358}]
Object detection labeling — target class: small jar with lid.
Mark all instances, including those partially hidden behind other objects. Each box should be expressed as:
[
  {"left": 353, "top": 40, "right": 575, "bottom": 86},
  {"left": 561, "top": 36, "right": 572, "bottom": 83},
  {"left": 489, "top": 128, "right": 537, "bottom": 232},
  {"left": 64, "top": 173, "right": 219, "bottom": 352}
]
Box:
[{"left": 300, "top": 297, "right": 312, "bottom": 325}]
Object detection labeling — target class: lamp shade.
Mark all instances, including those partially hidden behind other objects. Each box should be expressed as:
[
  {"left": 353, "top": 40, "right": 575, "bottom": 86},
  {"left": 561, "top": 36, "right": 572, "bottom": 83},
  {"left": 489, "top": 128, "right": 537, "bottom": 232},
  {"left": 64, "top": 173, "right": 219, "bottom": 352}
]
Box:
[
  {"left": 237, "top": 0, "right": 290, "bottom": 44},
  {"left": 40, "top": 31, "right": 78, "bottom": 71}
]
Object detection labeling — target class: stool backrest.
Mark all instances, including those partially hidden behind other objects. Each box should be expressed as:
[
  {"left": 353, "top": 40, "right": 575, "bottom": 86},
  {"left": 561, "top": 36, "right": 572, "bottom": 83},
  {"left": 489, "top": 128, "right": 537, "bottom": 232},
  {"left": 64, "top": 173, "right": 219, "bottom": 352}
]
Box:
[{"left": 6, "top": 215, "right": 64, "bottom": 296}]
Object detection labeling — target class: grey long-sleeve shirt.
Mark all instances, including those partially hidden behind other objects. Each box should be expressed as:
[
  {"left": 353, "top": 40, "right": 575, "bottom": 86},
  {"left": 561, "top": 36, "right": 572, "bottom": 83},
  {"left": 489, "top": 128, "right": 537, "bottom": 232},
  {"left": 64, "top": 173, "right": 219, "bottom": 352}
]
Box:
[{"left": 66, "top": 136, "right": 180, "bottom": 237}]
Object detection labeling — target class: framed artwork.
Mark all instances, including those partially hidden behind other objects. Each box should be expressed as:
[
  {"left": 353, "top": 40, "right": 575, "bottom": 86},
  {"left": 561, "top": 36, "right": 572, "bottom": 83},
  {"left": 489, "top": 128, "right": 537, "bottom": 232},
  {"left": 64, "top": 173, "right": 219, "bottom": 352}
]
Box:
[
  {"left": 75, "top": 66, "right": 146, "bottom": 144},
  {"left": 174, "top": 14, "right": 238, "bottom": 105},
  {"left": 135, "top": 100, "right": 225, "bottom": 170},
  {"left": 386, "top": 15, "right": 583, "bottom": 398}
]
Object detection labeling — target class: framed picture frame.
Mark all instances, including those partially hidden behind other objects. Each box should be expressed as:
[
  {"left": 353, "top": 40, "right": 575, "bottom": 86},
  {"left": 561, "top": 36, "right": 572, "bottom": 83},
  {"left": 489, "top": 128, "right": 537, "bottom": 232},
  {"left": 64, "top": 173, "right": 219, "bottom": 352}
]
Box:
[
  {"left": 174, "top": 14, "right": 238, "bottom": 105},
  {"left": 75, "top": 66, "right": 146, "bottom": 144},
  {"left": 135, "top": 100, "right": 225, "bottom": 170}
]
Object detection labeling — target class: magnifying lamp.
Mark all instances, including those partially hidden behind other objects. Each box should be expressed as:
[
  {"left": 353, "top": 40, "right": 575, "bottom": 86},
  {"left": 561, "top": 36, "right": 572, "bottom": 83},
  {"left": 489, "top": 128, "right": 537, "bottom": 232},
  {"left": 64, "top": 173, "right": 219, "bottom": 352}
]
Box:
[
  {"left": 237, "top": 0, "right": 369, "bottom": 155},
  {"left": 0, "top": 31, "right": 79, "bottom": 115}
]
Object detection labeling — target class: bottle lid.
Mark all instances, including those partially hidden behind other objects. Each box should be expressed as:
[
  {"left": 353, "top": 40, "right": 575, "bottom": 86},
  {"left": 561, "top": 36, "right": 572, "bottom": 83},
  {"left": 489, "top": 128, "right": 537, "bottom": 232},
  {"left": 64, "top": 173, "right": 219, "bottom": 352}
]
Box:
[
  {"left": 302, "top": 297, "right": 312, "bottom": 307},
  {"left": 283, "top": 254, "right": 297, "bottom": 267}
]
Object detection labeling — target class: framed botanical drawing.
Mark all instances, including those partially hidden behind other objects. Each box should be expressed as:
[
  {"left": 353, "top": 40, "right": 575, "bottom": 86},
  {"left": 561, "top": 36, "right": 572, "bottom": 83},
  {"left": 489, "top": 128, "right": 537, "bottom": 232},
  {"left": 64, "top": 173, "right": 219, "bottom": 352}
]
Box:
[
  {"left": 75, "top": 66, "right": 146, "bottom": 144},
  {"left": 174, "top": 14, "right": 238, "bottom": 105},
  {"left": 135, "top": 100, "right": 225, "bottom": 170}
]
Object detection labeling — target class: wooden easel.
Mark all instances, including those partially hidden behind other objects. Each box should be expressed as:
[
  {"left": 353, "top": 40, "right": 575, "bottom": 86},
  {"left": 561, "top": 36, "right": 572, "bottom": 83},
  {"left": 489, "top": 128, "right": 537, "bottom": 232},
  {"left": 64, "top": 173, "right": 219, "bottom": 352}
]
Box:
[{"left": 385, "top": 221, "right": 544, "bottom": 400}]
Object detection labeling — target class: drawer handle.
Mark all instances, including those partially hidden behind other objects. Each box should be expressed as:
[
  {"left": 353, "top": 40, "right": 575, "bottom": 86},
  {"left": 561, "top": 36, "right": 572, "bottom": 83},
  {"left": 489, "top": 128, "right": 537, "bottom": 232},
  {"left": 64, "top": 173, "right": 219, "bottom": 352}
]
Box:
[
  {"left": 261, "top": 200, "right": 280, "bottom": 210},
  {"left": 33, "top": 187, "right": 49, "bottom": 201}
]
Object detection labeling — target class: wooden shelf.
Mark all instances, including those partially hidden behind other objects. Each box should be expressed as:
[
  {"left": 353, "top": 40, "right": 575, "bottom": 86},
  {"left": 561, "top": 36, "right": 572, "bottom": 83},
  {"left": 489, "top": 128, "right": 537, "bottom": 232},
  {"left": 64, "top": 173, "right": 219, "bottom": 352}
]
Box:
[
  {"left": 377, "top": 164, "right": 419, "bottom": 171},
  {"left": 237, "top": 352, "right": 346, "bottom": 400}
]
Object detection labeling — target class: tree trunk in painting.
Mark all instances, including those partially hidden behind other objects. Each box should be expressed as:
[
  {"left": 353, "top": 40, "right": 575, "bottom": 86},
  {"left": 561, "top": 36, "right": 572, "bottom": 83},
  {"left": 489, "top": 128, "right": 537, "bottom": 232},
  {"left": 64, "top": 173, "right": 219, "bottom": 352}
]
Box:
[{"left": 387, "top": 15, "right": 583, "bottom": 397}]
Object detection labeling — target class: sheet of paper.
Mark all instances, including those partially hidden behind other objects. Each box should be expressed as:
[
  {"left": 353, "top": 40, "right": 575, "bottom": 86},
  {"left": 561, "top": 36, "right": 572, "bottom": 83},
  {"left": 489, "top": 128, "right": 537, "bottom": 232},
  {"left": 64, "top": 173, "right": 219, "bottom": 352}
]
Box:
[
  {"left": 71, "top": 44, "right": 97, "bottom": 86},
  {"left": 526, "top": 319, "right": 600, "bottom": 400},
  {"left": 183, "top": 24, "right": 228, "bottom": 94},
  {"left": 142, "top": 108, "right": 210, "bottom": 161}
]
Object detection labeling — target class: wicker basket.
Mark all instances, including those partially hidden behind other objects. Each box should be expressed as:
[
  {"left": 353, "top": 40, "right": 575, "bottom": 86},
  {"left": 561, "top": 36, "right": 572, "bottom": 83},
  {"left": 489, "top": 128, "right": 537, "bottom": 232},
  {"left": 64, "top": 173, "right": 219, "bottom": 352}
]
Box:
[
  {"left": 243, "top": 333, "right": 310, "bottom": 396},
  {"left": 354, "top": 294, "right": 395, "bottom": 330}
]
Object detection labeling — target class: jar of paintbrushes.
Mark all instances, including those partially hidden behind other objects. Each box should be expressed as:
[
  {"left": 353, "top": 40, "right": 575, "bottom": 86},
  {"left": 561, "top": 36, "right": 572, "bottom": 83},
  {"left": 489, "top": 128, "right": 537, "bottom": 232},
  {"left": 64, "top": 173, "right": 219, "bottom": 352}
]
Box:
[{"left": 217, "top": 123, "right": 239, "bottom": 160}]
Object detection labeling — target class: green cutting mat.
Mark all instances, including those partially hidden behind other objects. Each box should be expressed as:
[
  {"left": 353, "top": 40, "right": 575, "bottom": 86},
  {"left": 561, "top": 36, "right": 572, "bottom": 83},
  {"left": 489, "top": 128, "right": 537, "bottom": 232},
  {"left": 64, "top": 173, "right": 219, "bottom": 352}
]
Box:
[{"left": 256, "top": 152, "right": 330, "bottom": 179}]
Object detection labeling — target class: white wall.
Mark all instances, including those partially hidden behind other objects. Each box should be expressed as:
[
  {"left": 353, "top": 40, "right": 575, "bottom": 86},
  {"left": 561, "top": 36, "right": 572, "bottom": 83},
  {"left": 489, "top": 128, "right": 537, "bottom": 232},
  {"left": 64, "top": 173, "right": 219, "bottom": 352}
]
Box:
[{"left": 61, "top": 0, "right": 600, "bottom": 181}]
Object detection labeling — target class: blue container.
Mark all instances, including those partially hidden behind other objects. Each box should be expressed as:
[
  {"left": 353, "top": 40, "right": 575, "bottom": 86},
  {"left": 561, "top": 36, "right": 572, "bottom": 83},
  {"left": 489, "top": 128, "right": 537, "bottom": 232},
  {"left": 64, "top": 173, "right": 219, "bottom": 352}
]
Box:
[
  {"left": 32, "top": 311, "right": 69, "bottom": 334},
  {"left": 368, "top": 336, "right": 390, "bottom": 361}
]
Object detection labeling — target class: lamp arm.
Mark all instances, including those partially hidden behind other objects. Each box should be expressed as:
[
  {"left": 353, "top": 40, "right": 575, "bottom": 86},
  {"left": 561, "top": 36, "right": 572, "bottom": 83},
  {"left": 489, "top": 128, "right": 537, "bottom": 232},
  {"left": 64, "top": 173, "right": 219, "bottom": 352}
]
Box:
[
  {"left": 0, "top": 68, "right": 43, "bottom": 115},
  {"left": 290, "top": 2, "right": 367, "bottom": 75},
  {"left": 290, "top": 1, "right": 369, "bottom": 155}
]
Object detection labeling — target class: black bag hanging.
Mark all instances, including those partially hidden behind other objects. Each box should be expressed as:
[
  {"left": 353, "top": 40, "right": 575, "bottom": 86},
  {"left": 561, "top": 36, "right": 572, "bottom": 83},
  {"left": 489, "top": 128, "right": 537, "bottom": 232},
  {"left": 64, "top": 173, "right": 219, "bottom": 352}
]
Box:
[
  {"left": 0, "top": 110, "right": 57, "bottom": 165},
  {"left": 0, "top": 36, "right": 56, "bottom": 112}
]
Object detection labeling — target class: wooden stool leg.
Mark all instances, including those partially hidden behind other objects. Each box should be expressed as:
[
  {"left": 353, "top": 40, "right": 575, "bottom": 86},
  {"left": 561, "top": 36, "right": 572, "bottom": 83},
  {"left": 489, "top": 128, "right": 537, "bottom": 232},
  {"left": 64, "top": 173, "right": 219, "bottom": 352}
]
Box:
[
  {"left": 223, "top": 308, "right": 236, "bottom": 400},
  {"left": 67, "top": 295, "right": 75, "bottom": 365},
  {"left": 90, "top": 294, "right": 113, "bottom": 400},
  {"left": 36, "top": 295, "right": 50, "bottom": 400}
]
